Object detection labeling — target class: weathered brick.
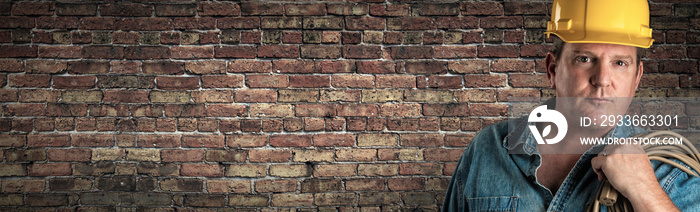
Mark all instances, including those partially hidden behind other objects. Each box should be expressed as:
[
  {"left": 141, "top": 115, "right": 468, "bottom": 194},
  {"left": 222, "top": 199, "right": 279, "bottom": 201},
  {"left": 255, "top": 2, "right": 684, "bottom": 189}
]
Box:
[
  {"left": 181, "top": 164, "right": 223, "bottom": 177},
  {"left": 271, "top": 193, "right": 314, "bottom": 207},
  {"left": 0, "top": 164, "right": 26, "bottom": 177},
  {"left": 29, "top": 163, "right": 71, "bottom": 176},
  {"left": 358, "top": 133, "right": 398, "bottom": 147},
  {"left": 208, "top": 180, "right": 250, "bottom": 193}
]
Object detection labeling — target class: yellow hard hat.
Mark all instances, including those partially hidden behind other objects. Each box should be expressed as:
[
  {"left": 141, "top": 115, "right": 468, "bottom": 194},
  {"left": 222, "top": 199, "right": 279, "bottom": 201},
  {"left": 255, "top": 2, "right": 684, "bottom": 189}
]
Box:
[{"left": 545, "top": 0, "right": 654, "bottom": 48}]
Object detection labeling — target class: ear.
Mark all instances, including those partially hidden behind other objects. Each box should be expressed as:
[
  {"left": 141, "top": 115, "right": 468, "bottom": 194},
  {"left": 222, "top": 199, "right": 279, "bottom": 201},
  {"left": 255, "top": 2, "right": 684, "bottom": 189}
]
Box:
[
  {"left": 633, "top": 61, "right": 644, "bottom": 90},
  {"left": 545, "top": 51, "right": 557, "bottom": 89}
]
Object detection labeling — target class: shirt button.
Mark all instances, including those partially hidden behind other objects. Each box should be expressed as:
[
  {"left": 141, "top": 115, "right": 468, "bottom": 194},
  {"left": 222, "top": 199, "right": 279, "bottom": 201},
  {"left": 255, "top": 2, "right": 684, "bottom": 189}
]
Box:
[{"left": 528, "top": 175, "right": 536, "bottom": 181}]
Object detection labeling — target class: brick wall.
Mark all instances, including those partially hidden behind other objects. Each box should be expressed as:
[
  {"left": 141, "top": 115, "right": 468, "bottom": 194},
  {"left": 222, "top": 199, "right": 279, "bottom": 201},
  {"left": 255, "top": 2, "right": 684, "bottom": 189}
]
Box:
[{"left": 0, "top": 0, "right": 698, "bottom": 210}]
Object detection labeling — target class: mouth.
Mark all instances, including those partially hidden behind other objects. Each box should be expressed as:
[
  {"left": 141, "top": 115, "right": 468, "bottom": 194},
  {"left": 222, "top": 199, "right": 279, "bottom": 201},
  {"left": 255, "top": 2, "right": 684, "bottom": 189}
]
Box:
[{"left": 585, "top": 97, "right": 614, "bottom": 104}]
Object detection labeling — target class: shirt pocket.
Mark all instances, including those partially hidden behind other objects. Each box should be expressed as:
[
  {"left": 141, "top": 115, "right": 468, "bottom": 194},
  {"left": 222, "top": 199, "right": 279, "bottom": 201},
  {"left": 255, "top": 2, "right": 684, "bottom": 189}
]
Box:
[{"left": 466, "top": 196, "right": 518, "bottom": 212}]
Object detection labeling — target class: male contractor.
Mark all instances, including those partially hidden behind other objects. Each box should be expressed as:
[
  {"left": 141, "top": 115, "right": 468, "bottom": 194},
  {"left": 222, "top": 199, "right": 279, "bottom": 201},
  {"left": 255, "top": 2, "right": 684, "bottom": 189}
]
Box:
[{"left": 443, "top": 0, "right": 700, "bottom": 211}]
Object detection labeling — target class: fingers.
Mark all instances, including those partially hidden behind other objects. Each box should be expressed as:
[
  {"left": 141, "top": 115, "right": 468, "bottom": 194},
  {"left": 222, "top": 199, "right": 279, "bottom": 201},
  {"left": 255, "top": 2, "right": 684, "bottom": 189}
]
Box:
[{"left": 591, "top": 155, "right": 605, "bottom": 181}]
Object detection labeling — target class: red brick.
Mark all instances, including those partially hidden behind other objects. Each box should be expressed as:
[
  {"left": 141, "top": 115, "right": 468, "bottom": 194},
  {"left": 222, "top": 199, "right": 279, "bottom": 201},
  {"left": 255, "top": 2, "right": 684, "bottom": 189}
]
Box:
[
  {"left": 640, "top": 74, "right": 680, "bottom": 88},
  {"left": 155, "top": 4, "right": 196, "bottom": 16},
  {"left": 346, "top": 179, "right": 384, "bottom": 191},
  {"left": 27, "top": 134, "right": 69, "bottom": 147},
  {"left": 235, "top": 89, "right": 276, "bottom": 103},
  {"left": 79, "top": 17, "right": 120, "bottom": 30},
  {"left": 464, "top": 74, "right": 506, "bottom": 88},
  {"left": 214, "top": 46, "right": 257, "bottom": 59},
  {"left": 521, "top": 44, "right": 551, "bottom": 57},
  {"left": 369, "top": 4, "right": 408, "bottom": 16},
  {"left": 53, "top": 76, "right": 95, "bottom": 89},
  {"left": 0, "top": 17, "right": 34, "bottom": 29},
  {"left": 174, "top": 17, "right": 216, "bottom": 30},
  {"left": 125, "top": 46, "right": 169, "bottom": 60},
  {"left": 246, "top": 74, "right": 289, "bottom": 88},
  {"left": 161, "top": 150, "right": 204, "bottom": 162},
  {"left": 437, "top": 17, "right": 479, "bottom": 29},
  {"left": 198, "top": 2, "right": 240, "bottom": 16},
  {"left": 273, "top": 60, "right": 317, "bottom": 74},
  {"left": 164, "top": 104, "right": 206, "bottom": 117},
  {"left": 121, "top": 18, "right": 173, "bottom": 31},
  {"left": 497, "top": 89, "right": 540, "bottom": 102},
  {"left": 82, "top": 46, "right": 124, "bottom": 59},
  {"left": 470, "top": 103, "right": 508, "bottom": 116},
  {"left": 56, "top": 3, "right": 96, "bottom": 16},
  {"left": 504, "top": 2, "right": 547, "bottom": 15},
  {"left": 295, "top": 104, "right": 336, "bottom": 117},
  {"left": 508, "top": 73, "right": 549, "bottom": 88},
  {"left": 201, "top": 75, "right": 244, "bottom": 88},
  {"left": 66, "top": 61, "right": 109, "bottom": 74},
  {"left": 171, "top": 46, "right": 213, "bottom": 59},
  {"left": 338, "top": 104, "right": 379, "bottom": 117},
  {"left": 318, "top": 60, "right": 355, "bottom": 74},
  {"left": 228, "top": 60, "right": 271, "bottom": 73},
  {"left": 375, "top": 75, "right": 415, "bottom": 88},
  {"left": 206, "top": 104, "right": 246, "bottom": 117},
  {"left": 156, "top": 76, "right": 199, "bottom": 90},
  {"left": 388, "top": 178, "right": 425, "bottom": 191},
  {"left": 343, "top": 46, "right": 382, "bottom": 59},
  {"left": 312, "top": 133, "right": 355, "bottom": 147},
  {"left": 249, "top": 149, "right": 291, "bottom": 162},
  {"left": 357, "top": 61, "right": 395, "bottom": 74},
  {"left": 481, "top": 16, "right": 523, "bottom": 28},
  {"left": 6, "top": 103, "right": 44, "bottom": 117},
  {"left": 270, "top": 134, "right": 312, "bottom": 147},
  {"left": 434, "top": 46, "right": 477, "bottom": 58},
  {"left": 387, "top": 46, "right": 433, "bottom": 59},
  {"left": 285, "top": 3, "right": 326, "bottom": 16},
  {"left": 9, "top": 74, "right": 50, "bottom": 88},
  {"left": 241, "top": 2, "right": 284, "bottom": 16},
  {"left": 180, "top": 135, "right": 223, "bottom": 148},
  {"left": 399, "top": 162, "right": 441, "bottom": 175},
  {"left": 100, "top": 3, "right": 152, "bottom": 16},
  {"left": 182, "top": 164, "right": 223, "bottom": 177},
  {"left": 256, "top": 179, "right": 297, "bottom": 193},
  {"left": 36, "top": 17, "right": 79, "bottom": 29},
  {"left": 46, "top": 103, "right": 87, "bottom": 117},
  {"left": 387, "top": 17, "right": 435, "bottom": 30},
  {"left": 138, "top": 134, "right": 180, "bottom": 148},
  {"left": 38, "top": 46, "right": 81, "bottom": 59},
  {"left": 405, "top": 61, "right": 448, "bottom": 74},
  {"left": 332, "top": 75, "right": 374, "bottom": 88},
  {"left": 48, "top": 149, "right": 90, "bottom": 162},
  {"left": 12, "top": 2, "right": 54, "bottom": 15},
  {"left": 0, "top": 59, "right": 24, "bottom": 72},
  {"left": 301, "top": 45, "right": 342, "bottom": 59},
  {"left": 143, "top": 61, "right": 184, "bottom": 75},
  {"left": 29, "top": 163, "right": 71, "bottom": 176},
  {"left": 71, "top": 134, "right": 113, "bottom": 147},
  {"left": 257, "top": 45, "right": 300, "bottom": 58},
  {"left": 226, "top": 134, "right": 267, "bottom": 148},
  {"left": 492, "top": 59, "right": 535, "bottom": 72},
  {"left": 0, "top": 45, "right": 37, "bottom": 58},
  {"left": 103, "top": 90, "right": 149, "bottom": 103},
  {"left": 345, "top": 17, "right": 385, "bottom": 30},
  {"left": 478, "top": 45, "right": 519, "bottom": 58},
  {"left": 303, "top": 17, "right": 343, "bottom": 30},
  {"left": 417, "top": 76, "right": 463, "bottom": 89},
  {"left": 647, "top": 46, "right": 686, "bottom": 59}
]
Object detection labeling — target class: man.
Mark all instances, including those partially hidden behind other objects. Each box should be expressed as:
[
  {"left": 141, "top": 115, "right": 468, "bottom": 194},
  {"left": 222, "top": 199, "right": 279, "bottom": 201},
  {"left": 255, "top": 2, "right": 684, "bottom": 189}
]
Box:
[{"left": 442, "top": 0, "right": 700, "bottom": 211}]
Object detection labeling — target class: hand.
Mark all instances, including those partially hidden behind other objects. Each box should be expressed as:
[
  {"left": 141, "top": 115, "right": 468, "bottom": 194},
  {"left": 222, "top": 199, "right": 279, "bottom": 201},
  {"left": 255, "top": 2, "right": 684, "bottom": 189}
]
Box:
[{"left": 591, "top": 144, "right": 679, "bottom": 211}]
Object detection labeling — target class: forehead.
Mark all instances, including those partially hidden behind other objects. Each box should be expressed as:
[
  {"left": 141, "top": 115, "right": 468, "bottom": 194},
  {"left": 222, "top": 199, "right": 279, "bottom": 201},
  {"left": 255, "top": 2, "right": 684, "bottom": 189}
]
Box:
[{"left": 562, "top": 43, "right": 637, "bottom": 57}]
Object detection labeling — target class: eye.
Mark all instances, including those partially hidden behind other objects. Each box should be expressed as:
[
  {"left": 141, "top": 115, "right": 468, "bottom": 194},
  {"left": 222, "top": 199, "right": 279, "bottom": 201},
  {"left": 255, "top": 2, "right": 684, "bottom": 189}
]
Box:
[
  {"left": 576, "top": 56, "right": 591, "bottom": 63},
  {"left": 615, "top": 61, "right": 628, "bottom": 66}
]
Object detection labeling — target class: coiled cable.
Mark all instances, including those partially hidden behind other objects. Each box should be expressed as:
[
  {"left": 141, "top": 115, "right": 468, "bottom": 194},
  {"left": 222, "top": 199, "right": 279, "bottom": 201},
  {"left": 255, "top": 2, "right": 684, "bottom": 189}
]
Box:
[{"left": 586, "top": 131, "right": 700, "bottom": 212}]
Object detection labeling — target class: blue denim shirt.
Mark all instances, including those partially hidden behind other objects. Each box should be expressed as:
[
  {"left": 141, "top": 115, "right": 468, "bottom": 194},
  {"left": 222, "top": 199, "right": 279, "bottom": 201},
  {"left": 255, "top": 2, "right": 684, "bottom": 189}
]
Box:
[{"left": 443, "top": 118, "right": 700, "bottom": 211}]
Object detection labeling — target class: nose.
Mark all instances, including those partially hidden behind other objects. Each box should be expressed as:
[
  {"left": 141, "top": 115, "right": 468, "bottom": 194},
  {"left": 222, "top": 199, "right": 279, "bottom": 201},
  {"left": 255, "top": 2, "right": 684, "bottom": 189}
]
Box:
[{"left": 590, "top": 63, "right": 612, "bottom": 88}]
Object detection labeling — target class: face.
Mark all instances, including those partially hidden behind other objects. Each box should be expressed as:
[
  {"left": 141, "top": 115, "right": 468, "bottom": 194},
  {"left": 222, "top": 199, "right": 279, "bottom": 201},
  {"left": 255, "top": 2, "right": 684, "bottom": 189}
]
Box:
[{"left": 545, "top": 43, "right": 643, "bottom": 121}]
